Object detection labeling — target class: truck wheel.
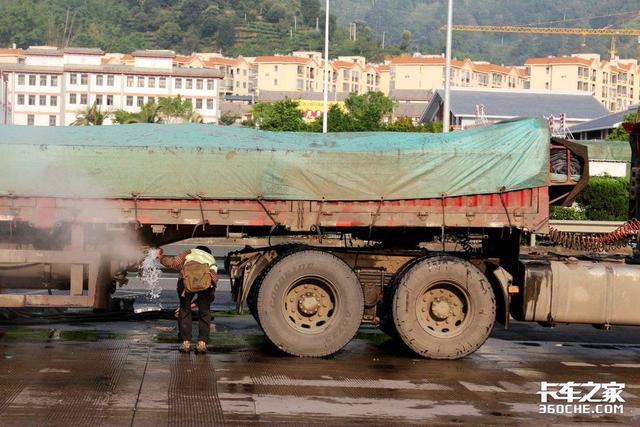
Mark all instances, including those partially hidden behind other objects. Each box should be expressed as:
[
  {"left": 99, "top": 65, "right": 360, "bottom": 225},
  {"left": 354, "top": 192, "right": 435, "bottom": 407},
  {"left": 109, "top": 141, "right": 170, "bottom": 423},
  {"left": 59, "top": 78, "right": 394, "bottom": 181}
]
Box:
[
  {"left": 256, "top": 250, "right": 364, "bottom": 357},
  {"left": 391, "top": 256, "right": 495, "bottom": 359}
]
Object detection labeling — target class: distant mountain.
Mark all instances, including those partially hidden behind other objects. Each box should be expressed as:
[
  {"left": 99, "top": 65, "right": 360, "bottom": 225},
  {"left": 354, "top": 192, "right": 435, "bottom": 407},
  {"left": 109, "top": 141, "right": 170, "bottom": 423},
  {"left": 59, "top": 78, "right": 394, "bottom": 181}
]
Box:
[
  {"left": 331, "top": 0, "right": 640, "bottom": 64},
  {"left": 0, "top": 0, "right": 638, "bottom": 64}
]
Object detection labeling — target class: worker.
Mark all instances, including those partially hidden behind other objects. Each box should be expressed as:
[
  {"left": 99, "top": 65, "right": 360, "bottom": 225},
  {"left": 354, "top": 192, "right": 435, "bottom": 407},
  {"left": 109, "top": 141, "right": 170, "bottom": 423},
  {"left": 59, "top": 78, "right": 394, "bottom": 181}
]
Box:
[{"left": 157, "top": 246, "right": 218, "bottom": 354}]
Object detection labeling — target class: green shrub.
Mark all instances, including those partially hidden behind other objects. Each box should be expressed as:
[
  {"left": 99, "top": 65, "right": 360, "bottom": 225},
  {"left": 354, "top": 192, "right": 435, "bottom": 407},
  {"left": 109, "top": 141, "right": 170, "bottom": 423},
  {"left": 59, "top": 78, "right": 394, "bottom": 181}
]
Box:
[
  {"left": 576, "top": 175, "right": 629, "bottom": 220},
  {"left": 550, "top": 206, "right": 587, "bottom": 220}
]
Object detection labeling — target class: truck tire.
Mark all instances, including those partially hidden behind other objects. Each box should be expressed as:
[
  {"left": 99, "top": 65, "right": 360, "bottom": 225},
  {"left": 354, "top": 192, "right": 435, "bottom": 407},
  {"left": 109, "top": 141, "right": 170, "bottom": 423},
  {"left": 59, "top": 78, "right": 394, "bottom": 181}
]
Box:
[
  {"left": 379, "top": 256, "right": 423, "bottom": 339},
  {"left": 256, "top": 250, "right": 364, "bottom": 357},
  {"left": 391, "top": 256, "right": 496, "bottom": 359}
]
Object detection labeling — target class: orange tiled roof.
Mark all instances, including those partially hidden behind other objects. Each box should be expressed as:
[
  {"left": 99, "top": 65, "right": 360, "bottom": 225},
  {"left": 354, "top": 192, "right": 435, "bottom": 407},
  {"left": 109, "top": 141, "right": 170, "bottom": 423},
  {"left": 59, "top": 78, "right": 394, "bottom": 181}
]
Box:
[
  {"left": 516, "top": 67, "right": 528, "bottom": 78},
  {"left": 332, "top": 60, "right": 356, "bottom": 69},
  {"left": 0, "top": 48, "right": 24, "bottom": 56},
  {"left": 617, "top": 63, "right": 633, "bottom": 71},
  {"left": 472, "top": 63, "right": 513, "bottom": 74},
  {"left": 204, "top": 57, "right": 240, "bottom": 66},
  {"left": 525, "top": 57, "right": 593, "bottom": 66},
  {"left": 376, "top": 64, "right": 390, "bottom": 72},
  {"left": 254, "top": 55, "right": 310, "bottom": 64},
  {"left": 122, "top": 53, "right": 134, "bottom": 61},
  {"left": 390, "top": 56, "right": 445, "bottom": 65},
  {"left": 175, "top": 55, "right": 199, "bottom": 64}
]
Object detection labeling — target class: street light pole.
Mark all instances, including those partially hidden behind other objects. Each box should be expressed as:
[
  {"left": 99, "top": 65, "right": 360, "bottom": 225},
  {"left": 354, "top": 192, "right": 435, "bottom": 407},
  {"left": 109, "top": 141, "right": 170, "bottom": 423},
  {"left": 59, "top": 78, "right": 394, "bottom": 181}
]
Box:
[
  {"left": 443, "top": 0, "right": 453, "bottom": 133},
  {"left": 322, "top": 0, "right": 330, "bottom": 133}
]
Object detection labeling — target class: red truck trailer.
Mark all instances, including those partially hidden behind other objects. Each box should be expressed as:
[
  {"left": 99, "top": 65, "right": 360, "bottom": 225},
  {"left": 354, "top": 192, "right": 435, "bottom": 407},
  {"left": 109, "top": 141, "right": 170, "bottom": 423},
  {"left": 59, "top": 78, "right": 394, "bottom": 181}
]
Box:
[{"left": 0, "top": 118, "right": 638, "bottom": 359}]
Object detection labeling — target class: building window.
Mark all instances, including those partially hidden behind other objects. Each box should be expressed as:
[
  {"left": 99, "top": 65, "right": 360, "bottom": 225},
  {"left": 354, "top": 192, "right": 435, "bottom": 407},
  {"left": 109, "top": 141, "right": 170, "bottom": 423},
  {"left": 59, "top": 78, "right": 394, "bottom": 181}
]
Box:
[
  {"left": 18, "top": 74, "right": 25, "bottom": 85},
  {"left": 106, "top": 95, "right": 113, "bottom": 106},
  {"left": 69, "top": 94, "right": 77, "bottom": 104},
  {"left": 148, "top": 97, "right": 155, "bottom": 104},
  {"left": 137, "top": 76, "right": 144, "bottom": 87},
  {"left": 159, "top": 77, "right": 166, "bottom": 88},
  {"left": 195, "top": 98, "right": 203, "bottom": 109},
  {"left": 137, "top": 96, "right": 144, "bottom": 107},
  {"left": 186, "top": 79, "right": 193, "bottom": 89},
  {"left": 206, "top": 79, "right": 214, "bottom": 90},
  {"left": 51, "top": 75, "right": 58, "bottom": 87},
  {"left": 127, "top": 76, "right": 134, "bottom": 87},
  {"left": 274, "top": 79, "right": 278, "bottom": 86},
  {"left": 96, "top": 75, "right": 104, "bottom": 85},
  {"left": 50, "top": 95, "right": 57, "bottom": 107},
  {"left": 545, "top": 82, "right": 549, "bottom": 90},
  {"left": 80, "top": 74, "right": 88, "bottom": 85},
  {"left": 49, "top": 115, "right": 56, "bottom": 126},
  {"left": 39, "top": 95, "right": 46, "bottom": 106},
  {"left": 29, "top": 75, "right": 36, "bottom": 86},
  {"left": 27, "top": 114, "right": 34, "bottom": 125},
  {"left": 40, "top": 75, "right": 47, "bottom": 86},
  {"left": 148, "top": 77, "right": 155, "bottom": 88},
  {"left": 274, "top": 65, "right": 279, "bottom": 72},
  {"left": 80, "top": 94, "right": 87, "bottom": 104},
  {"left": 28, "top": 95, "right": 35, "bottom": 105},
  {"left": 107, "top": 75, "right": 114, "bottom": 86},
  {"left": 126, "top": 96, "right": 133, "bottom": 106},
  {"left": 206, "top": 98, "right": 213, "bottom": 109},
  {"left": 196, "top": 79, "right": 203, "bottom": 90},
  {"left": 95, "top": 95, "right": 103, "bottom": 105},
  {"left": 17, "top": 94, "right": 24, "bottom": 105},
  {"left": 70, "top": 73, "right": 77, "bottom": 84}
]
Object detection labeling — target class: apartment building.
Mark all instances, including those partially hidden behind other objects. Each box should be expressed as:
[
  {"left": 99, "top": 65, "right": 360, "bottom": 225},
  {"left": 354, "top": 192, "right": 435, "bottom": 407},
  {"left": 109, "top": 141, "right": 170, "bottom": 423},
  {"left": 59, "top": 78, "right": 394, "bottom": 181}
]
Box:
[
  {"left": 390, "top": 56, "right": 528, "bottom": 92},
  {"left": 200, "top": 55, "right": 251, "bottom": 97},
  {"left": 0, "top": 48, "right": 24, "bottom": 64},
  {"left": 0, "top": 47, "right": 223, "bottom": 125},
  {"left": 251, "top": 54, "right": 322, "bottom": 94},
  {"left": 525, "top": 54, "right": 640, "bottom": 112}
]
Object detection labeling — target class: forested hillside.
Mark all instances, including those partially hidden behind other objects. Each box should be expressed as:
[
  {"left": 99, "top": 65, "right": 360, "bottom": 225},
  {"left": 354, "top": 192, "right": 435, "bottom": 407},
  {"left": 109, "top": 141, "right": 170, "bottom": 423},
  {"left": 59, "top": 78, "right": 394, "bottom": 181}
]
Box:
[{"left": 0, "top": 0, "right": 638, "bottom": 64}]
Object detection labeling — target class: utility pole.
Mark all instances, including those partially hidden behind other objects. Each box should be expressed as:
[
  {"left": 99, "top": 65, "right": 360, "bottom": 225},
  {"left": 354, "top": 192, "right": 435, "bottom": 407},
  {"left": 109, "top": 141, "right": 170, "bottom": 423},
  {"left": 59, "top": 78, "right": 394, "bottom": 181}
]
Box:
[
  {"left": 322, "top": 0, "right": 330, "bottom": 133},
  {"left": 382, "top": 31, "right": 386, "bottom": 49},
  {"left": 294, "top": 16, "right": 297, "bottom": 31},
  {"left": 443, "top": 0, "right": 453, "bottom": 134}
]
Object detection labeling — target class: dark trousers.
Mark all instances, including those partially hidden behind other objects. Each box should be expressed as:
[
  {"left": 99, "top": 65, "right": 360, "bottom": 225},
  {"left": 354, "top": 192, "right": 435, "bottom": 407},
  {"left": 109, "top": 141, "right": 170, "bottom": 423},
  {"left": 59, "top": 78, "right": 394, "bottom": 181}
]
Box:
[{"left": 177, "top": 278, "right": 215, "bottom": 343}]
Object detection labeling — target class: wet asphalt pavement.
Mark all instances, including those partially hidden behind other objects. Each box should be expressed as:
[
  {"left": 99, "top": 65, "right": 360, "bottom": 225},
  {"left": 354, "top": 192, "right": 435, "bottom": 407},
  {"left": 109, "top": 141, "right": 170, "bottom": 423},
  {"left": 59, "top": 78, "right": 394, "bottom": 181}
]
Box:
[
  {"left": 1, "top": 241, "right": 640, "bottom": 425},
  {"left": 0, "top": 314, "right": 639, "bottom": 426}
]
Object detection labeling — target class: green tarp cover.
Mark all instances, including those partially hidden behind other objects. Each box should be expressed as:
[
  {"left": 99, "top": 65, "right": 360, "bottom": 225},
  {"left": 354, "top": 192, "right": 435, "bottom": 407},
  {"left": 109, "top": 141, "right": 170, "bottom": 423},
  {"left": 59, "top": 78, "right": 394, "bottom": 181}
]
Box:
[
  {"left": 0, "top": 118, "right": 550, "bottom": 201},
  {"left": 576, "top": 140, "right": 630, "bottom": 162}
]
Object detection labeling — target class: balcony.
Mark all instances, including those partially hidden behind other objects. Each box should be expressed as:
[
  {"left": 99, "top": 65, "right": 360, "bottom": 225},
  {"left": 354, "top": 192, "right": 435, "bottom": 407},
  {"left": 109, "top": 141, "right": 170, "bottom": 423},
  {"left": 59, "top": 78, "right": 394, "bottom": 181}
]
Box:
[{"left": 222, "top": 79, "right": 234, "bottom": 90}]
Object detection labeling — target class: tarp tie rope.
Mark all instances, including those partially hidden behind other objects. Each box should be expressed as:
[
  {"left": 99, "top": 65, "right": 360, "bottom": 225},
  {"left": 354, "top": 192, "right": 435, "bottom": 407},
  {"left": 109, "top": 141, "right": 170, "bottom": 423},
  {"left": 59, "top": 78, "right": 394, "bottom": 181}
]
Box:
[
  {"left": 187, "top": 193, "right": 208, "bottom": 238},
  {"left": 131, "top": 193, "right": 141, "bottom": 228},
  {"left": 441, "top": 193, "right": 447, "bottom": 252},
  {"left": 498, "top": 187, "right": 513, "bottom": 229},
  {"left": 367, "top": 198, "right": 384, "bottom": 245}
]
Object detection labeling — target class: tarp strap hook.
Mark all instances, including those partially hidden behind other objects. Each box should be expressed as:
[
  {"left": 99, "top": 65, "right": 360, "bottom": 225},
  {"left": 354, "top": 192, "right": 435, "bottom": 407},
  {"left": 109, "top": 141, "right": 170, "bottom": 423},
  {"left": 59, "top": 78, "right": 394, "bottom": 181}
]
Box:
[
  {"left": 315, "top": 198, "right": 325, "bottom": 241},
  {"left": 131, "top": 193, "right": 141, "bottom": 228},
  {"left": 367, "top": 198, "right": 384, "bottom": 245},
  {"left": 441, "top": 193, "right": 447, "bottom": 252},
  {"left": 498, "top": 187, "right": 513, "bottom": 230}
]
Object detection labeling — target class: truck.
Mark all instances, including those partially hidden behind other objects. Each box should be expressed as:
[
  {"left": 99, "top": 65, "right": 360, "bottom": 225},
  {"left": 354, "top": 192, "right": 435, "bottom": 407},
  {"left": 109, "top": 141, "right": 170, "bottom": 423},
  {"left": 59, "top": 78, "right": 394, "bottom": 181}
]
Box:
[{"left": 0, "top": 117, "right": 638, "bottom": 359}]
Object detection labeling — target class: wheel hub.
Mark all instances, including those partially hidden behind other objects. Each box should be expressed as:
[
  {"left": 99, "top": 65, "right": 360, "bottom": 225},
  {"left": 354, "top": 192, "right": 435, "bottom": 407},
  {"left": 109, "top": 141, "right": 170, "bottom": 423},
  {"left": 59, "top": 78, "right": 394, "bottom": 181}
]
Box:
[
  {"left": 298, "top": 292, "right": 320, "bottom": 315},
  {"left": 416, "top": 283, "right": 469, "bottom": 337},
  {"left": 284, "top": 280, "right": 336, "bottom": 332},
  {"left": 430, "top": 298, "right": 452, "bottom": 320}
]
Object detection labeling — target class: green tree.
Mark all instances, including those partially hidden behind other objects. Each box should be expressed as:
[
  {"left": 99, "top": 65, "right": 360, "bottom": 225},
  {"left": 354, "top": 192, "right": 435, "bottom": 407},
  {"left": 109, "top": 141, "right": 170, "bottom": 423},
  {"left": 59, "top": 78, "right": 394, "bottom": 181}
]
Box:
[
  {"left": 112, "top": 109, "right": 136, "bottom": 124},
  {"left": 158, "top": 96, "right": 201, "bottom": 123},
  {"left": 127, "top": 101, "right": 163, "bottom": 123},
  {"left": 344, "top": 91, "right": 396, "bottom": 131},
  {"left": 385, "top": 116, "right": 442, "bottom": 132},
  {"left": 550, "top": 206, "right": 587, "bottom": 220},
  {"left": 308, "top": 104, "right": 356, "bottom": 132},
  {"left": 576, "top": 175, "right": 629, "bottom": 220},
  {"left": 399, "top": 30, "right": 411, "bottom": 52},
  {"left": 253, "top": 99, "right": 306, "bottom": 131},
  {"left": 607, "top": 111, "right": 639, "bottom": 141},
  {"left": 156, "top": 22, "right": 182, "bottom": 49},
  {"left": 71, "top": 101, "right": 109, "bottom": 126},
  {"left": 300, "top": 0, "right": 321, "bottom": 26},
  {"left": 217, "top": 18, "right": 236, "bottom": 50}
]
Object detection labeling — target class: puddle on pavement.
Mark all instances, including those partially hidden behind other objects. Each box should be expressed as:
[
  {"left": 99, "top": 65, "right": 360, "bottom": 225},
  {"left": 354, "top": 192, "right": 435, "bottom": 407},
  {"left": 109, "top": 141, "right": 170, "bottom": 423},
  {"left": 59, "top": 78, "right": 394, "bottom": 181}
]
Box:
[{"left": 1, "top": 327, "right": 124, "bottom": 342}]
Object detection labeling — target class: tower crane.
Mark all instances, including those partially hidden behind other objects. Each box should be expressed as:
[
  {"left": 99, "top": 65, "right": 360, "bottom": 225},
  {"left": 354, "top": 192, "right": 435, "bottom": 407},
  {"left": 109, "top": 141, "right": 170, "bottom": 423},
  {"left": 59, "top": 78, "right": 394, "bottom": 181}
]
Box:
[{"left": 441, "top": 25, "right": 640, "bottom": 60}]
